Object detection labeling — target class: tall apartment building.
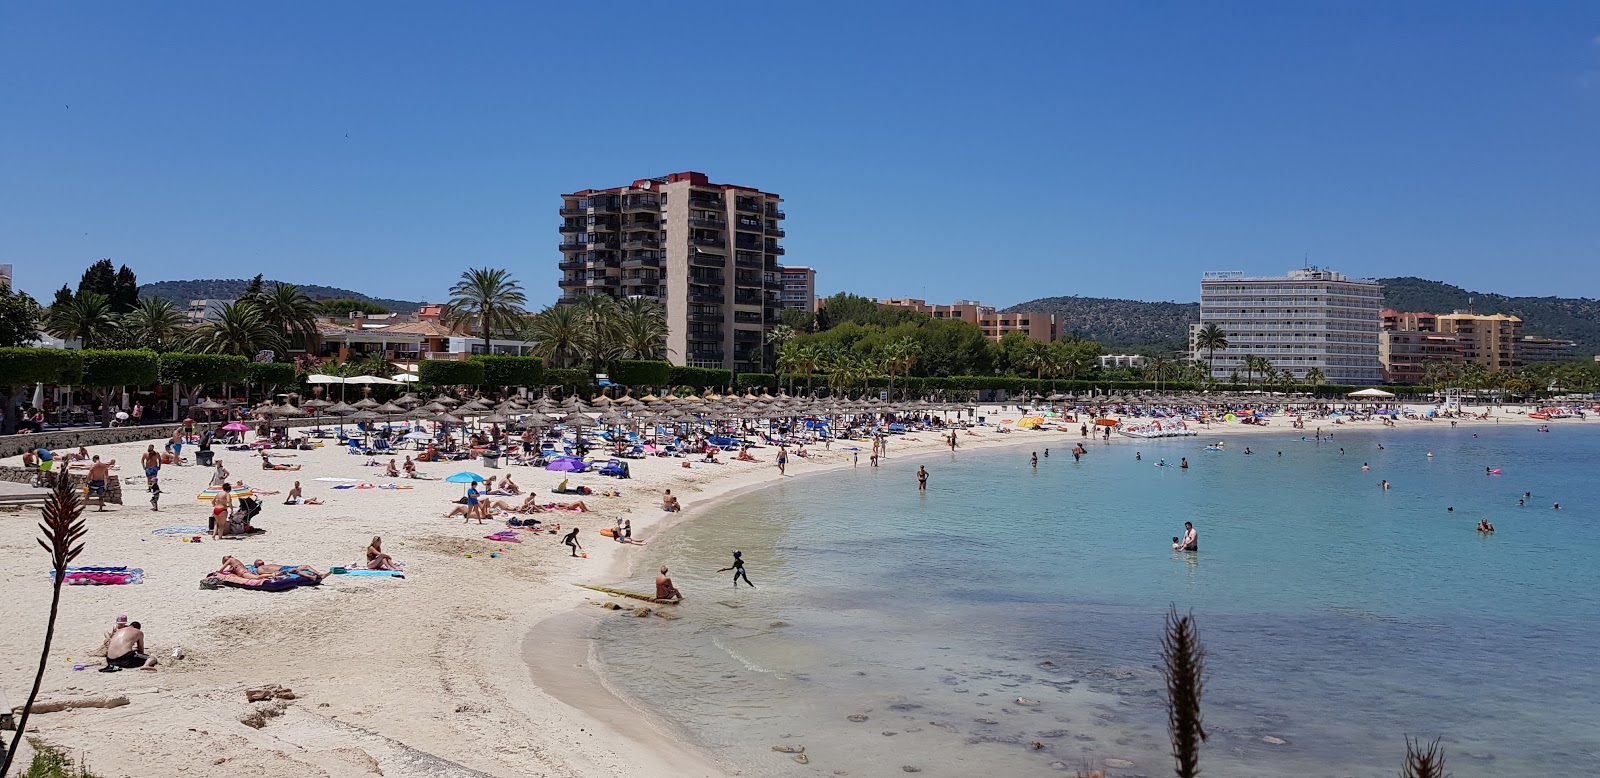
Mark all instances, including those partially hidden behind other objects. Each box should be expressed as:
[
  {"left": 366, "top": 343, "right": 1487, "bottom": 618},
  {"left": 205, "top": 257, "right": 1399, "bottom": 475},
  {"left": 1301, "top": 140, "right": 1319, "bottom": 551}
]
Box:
[
  {"left": 1197, "top": 268, "right": 1383, "bottom": 385},
  {"left": 1517, "top": 335, "right": 1576, "bottom": 363},
  {"left": 1434, "top": 312, "right": 1520, "bottom": 370},
  {"left": 1378, "top": 309, "right": 1463, "bottom": 383},
  {"left": 558, "top": 171, "right": 785, "bottom": 373},
  {"left": 776, "top": 266, "right": 816, "bottom": 313},
  {"left": 876, "top": 298, "right": 1058, "bottom": 342}
]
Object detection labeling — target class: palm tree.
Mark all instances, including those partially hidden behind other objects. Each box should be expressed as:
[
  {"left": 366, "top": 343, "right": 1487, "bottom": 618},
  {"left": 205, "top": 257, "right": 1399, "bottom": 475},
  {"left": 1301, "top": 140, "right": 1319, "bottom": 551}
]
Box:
[
  {"left": 1194, "top": 323, "right": 1228, "bottom": 381},
  {"left": 613, "top": 297, "right": 668, "bottom": 360},
  {"left": 447, "top": 268, "right": 527, "bottom": 352},
  {"left": 774, "top": 341, "right": 803, "bottom": 392},
  {"left": 1017, "top": 340, "right": 1051, "bottom": 379},
  {"left": 796, "top": 343, "right": 823, "bottom": 392},
  {"left": 186, "top": 301, "right": 285, "bottom": 355},
  {"left": 248, "top": 283, "right": 321, "bottom": 353},
  {"left": 765, "top": 324, "right": 795, "bottom": 348},
  {"left": 1145, "top": 356, "right": 1171, "bottom": 389},
  {"left": 117, "top": 297, "right": 189, "bottom": 352},
  {"left": 46, "top": 291, "right": 116, "bottom": 348},
  {"left": 880, "top": 336, "right": 921, "bottom": 399},
  {"left": 1304, "top": 367, "right": 1326, "bottom": 386},
  {"left": 572, "top": 294, "right": 621, "bottom": 366},
  {"left": 524, "top": 305, "right": 585, "bottom": 367}
]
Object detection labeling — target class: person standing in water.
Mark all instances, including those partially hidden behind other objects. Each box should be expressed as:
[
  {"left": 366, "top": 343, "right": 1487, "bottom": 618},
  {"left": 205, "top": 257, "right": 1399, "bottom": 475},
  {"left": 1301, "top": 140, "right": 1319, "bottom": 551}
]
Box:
[
  {"left": 1031, "top": 452, "right": 1038, "bottom": 469},
  {"left": 718, "top": 550, "right": 754, "bottom": 588},
  {"left": 1178, "top": 521, "right": 1198, "bottom": 552},
  {"left": 917, "top": 465, "right": 928, "bottom": 490}
]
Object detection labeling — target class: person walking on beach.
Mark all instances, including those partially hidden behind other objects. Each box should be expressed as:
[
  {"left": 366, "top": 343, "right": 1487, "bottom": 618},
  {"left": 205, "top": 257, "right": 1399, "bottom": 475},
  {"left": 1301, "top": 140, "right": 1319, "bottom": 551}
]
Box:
[
  {"left": 141, "top": 445, "right": 161, "bottom": 486},
  {"left": 86, "top": 456, "right": 112, "bottom": 512},
  {"left": 148, "top": 475, "right": 162, "bottom": 512},
  {"left": 917, "top": 465, "right": 928, "bottom": 490},
  {"left": 776, "top": 446, "right": 788, "bottom": 476},
  {"left": 563, "top": 527, "right": 583, "bottom": 557},
  {"left": 718, "top": 550, "right": 754, "bottom": 588}
]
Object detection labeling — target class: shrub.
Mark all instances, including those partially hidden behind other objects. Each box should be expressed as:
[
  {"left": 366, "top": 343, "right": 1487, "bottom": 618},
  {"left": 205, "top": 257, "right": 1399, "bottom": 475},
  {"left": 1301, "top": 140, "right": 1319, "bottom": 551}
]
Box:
[
  {"left": 543, "top": 367, "right": 590, "bottom": 390},
  {"left": 668, "top": 366, "right": 733, "bottom": 390},
  {"left": 608, "top": 359, "right": 672, "bottom": 387},
  {"left": 78, "top": 350, "right": 159, "bottom": 388},
  {"left": 470, "top": 355, "right": 544, "bottom": 388},
  {"left": 417, "top": 360, "right": 485, "bottom": 386},
  {"left": 734, "top": 372, "right": 778, "bottom": 389},
  {"left": 158, "top": 353, "right": 249, "bottom": 387},
  {"left": 0, "top": 347, "right": 84, "bottom": 386},
  {"left": 245, "top": 362, "right": 297, "bottom": 391}
]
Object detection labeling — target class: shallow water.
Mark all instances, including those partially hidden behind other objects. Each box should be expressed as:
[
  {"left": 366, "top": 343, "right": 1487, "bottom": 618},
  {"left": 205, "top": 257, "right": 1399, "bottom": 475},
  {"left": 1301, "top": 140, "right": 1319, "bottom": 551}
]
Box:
[{"left": 596, "top": 426, "right": 1600, "bottom": 777}]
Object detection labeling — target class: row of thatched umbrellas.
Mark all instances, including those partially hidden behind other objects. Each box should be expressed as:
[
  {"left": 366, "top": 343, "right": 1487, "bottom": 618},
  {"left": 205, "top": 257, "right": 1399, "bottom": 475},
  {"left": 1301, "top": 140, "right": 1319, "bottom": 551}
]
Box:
[{"left": 239, "top": 390, "right": 972, "bottom": 433}]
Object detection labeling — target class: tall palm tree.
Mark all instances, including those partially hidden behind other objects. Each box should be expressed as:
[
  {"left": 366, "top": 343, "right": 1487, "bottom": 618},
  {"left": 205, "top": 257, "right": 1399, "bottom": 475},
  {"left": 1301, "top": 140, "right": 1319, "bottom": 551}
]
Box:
[
  {"left": 447, "top": 268, "right": 527, "bottom": 352},
  {"left": 774, "top": 341, "right": 803, "bottom": 392},
  {"left": 248, "top": 283, "right": 321, "bottom": 353},
  {"left": 1304, "top": 367, "right": 1326, "bottom": 386},
  {"left": 880, "top": 336, "right": 921, "bottom": 399},
  {"left": 1017, "top": 340, "right": 1051, "bottom": 379},
  {"left": 1146, "top": 356, "right": 1171, "bottom": 389},
  {"left": 796, "top": 343, "right": 823, "bottom": 392},
  {"left": 46, "top": 291, "right": 117, "bottom": 348},
  {"left": 524, "top": 305, "right": 585, "bottom": 367},
  {"left": 613, "top": 296, "right": 668, "bottom": 360},
  {"left": 117, "top": 297, "right": 190, "bottom": 352},
  {"left": 1194, "top": 323, "right": 1228, "bottom": 381},
  {"left": 186, "top": 301, "right": 285, "bottom": 355}
]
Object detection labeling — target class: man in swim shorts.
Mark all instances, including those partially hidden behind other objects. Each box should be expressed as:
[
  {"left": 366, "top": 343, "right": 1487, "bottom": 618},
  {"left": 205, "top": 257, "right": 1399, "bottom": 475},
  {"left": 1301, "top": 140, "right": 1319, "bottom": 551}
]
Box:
[
  {"left": 86, "top": 456, "right": 113, "bottom": 512},
  {"left": 104, "top": 620, "right": 157, "bottom": 670},
  {"left": 142, "top": 445, "right": 161, "bottom": 484},
  {"left": 1179, "top": 521, "right": 1198, "bottom": 552}
]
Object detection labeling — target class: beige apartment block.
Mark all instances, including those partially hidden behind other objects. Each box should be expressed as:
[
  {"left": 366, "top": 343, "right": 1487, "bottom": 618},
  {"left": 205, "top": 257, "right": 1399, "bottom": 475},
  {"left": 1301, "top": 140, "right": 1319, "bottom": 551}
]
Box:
[
  {"left": 559, "top": 171, "right": 785, "bottom": 373},
  {"left": 876, "top": 298, "right": 1058, "bottom": 342},
  {"left": 776, "top": 265, "right": 816, "bottom": 313},
  {"left": 1434, "top": 312, "right": 1520, "bottom": 370}
]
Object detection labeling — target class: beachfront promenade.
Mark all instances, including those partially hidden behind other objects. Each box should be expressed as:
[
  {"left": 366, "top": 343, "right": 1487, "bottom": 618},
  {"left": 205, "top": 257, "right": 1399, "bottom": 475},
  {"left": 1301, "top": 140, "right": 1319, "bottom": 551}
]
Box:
[{"left": 0, "top": 401, "right": 1581, "bottom": 777}]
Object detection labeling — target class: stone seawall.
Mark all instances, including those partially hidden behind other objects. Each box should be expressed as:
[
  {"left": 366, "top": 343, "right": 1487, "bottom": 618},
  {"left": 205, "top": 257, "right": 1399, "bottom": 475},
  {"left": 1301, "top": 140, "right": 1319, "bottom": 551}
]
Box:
[
  {"left": 0, "top": 465, "right": 125, "bottom": 506},
  {"left": 0, "top": 418, "right": 338, "bottom": 460}
]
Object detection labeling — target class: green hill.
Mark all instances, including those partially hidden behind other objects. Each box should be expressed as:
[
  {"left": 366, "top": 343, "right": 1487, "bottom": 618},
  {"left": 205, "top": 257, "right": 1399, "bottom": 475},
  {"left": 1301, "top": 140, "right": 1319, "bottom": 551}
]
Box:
[
  {"left": 138, "top": 279, "right": 424, "bottom": 313},
  {"left": 1000, "top": 296, "right": 1198, "bottom": 354}
]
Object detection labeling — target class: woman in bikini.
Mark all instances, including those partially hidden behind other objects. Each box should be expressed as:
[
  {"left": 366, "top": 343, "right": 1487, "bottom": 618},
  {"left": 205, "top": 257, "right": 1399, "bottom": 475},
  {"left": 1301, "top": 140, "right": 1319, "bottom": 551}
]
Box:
[{"left": 366, "top": 536, "right": 399, "bottom": 570}]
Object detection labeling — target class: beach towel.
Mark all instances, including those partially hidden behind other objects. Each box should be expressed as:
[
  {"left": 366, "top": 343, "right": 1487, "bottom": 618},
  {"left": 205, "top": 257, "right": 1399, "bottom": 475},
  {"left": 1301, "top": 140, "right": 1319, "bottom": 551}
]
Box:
[
  {"left": 314, "top": 477, "right": 361, "bottom": 482},
  {"left": 205, "top": 572, "right": 302, "bottom": 592},
  {"left": 376, "top": 483, "right": 414, "bottom": 490},
  {"left": 331, "top": 484, "right": 356, "bottom": 490},
  {"left": 152, "top": 525, "right": 209, "bottom": 535},
  {"left": 484, "top": 531, "right": 521, "bottom": 543},
  {"left": 53, "top": 566, "right": 144, "bottom": 585},
  {"left": 332, "top": 568, "right": 405, "bottom": 578}
]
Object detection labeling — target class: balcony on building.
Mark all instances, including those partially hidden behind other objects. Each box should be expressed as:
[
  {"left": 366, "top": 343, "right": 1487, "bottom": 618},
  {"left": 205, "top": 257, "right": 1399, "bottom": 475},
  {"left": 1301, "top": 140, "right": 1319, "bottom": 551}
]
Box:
[
  {"left": 765, "top": 224, "right": 785, "bottom": 237},
  {"left": 579, "top": 196, "right": 620, "bottom": 213},
  {"left": 688, "top": 329, "right": 725, "bottom": 342},
  {"left": 623, "top": 219, "right": 660, "bottom": 232},
  {"left": 764, "top": 205, "right": 785, "bottom": 220},
  {"left": 688, "top": 349, "right": 725, "bottom": 362},
  {"left": 691, "top": 235, "right": 726, "bottom": 249},
  {"left": 766, "top": 245, "right": 785, "bottom": 256},
  {"left": 688, "top": 215, "right": 726, "bottom": 229},
  {"left": 689, "top": 289, "right": 724, "bottom": 305},
  {"left": 558, "top": 258, "right": 584, "bottom": 270},
  {"left": 688, "top": 310, "right": 722, "bottom": 324},
  {"left": 558, "top": 276, "right": 585, "bottom": 288},
  {"left": 733, "top": 311, "right": 762, "bottom": 324},
  {"left": 584, "top": 276, "right": 619, "bottom": 289},
  {"left": 559, "top": 241, "right": 583, "bottom": 252},
  {"left": 734, "top": 236, "right": 764, "bottom": 252},
  {"left": 560, "top": 203, "right": 585, "bottom": 216},
  {"left": 621, "top": 256, "right": 661, "bottom": 270},
  {"left": 734, "top": 216, "right": 764, "bottom": 232},
  {"left": 622, "top": 194, "right": 659, "bottom": 212},
  {"left": 733, "top": 291, "right": 763, "bottom": 306},
  {"left": 733, "top": 329, "right": 762, "bottom": 343},
  {"left": 559, "top": 221, "right": 583, "bottom": 234},
  {"left": 622, "top": 237, "right": 661, "bottom": 250},
  {"left": 734, "top": 273, "right": 762, "bottom": 289},
  {"left": 688, "top": 195, "right": 724, "bottom": 211},
  {"left": 689, "top": 252, "right": 725, "bottom": 268},
  {"left": 735, "top": 197, "right": 762, "bottom": 213}
]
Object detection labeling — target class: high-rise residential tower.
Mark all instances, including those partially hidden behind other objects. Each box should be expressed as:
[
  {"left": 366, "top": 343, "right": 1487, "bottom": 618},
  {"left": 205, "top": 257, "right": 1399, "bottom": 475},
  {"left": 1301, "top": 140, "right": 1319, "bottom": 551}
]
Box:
[
  {"left": 1196, "top": 267, "right": 1383, "bottom": 385},
  {"left": 559, "top": 171, "right": 785, "bottom": 373}
]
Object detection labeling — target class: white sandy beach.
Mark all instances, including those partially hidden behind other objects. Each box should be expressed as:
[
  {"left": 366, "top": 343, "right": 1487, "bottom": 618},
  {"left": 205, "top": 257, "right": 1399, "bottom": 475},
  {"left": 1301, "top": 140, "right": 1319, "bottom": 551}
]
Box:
[{"left": 0, "top": 401, "right": 1585, "bottom": 777}]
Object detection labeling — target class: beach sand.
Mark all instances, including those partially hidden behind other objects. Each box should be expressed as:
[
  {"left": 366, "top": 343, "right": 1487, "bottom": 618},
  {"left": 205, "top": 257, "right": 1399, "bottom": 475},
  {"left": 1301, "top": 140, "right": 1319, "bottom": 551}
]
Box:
[{"left": 0, "top": 401, "right": 1581, "bottom": 776}]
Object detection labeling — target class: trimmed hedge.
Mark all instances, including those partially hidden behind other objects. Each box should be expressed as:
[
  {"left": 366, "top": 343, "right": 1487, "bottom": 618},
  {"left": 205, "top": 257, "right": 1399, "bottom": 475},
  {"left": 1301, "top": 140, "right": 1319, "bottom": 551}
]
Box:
[
  {"left": 80, "top": 349, "right": 160, "bottom": 387},
  {"left": 0, "top": 347, "right": 83, "bottom": 386},
  {"left": 609, "top": 359, "right": 672, "bottom": 387},
  {"left": 246, "top": 362, "right": 298, "bottom": 390},
  {"left": 543, "top": 367, "right": 590, "bottom": 390},
  {"left": 668, "top": 366, "right": 733, "bottom": 390},
  {"left": 159, "top": 353, "right": 249, "bottom": 387},
  {"left": 734, "top": 372, "right": 779, "bottom": 389},
  {"left": 470, "top": 355, "right": 545, "bottom": 388},
  {"left": 418, "top": 360, "right": 486, "bottom": 386}
]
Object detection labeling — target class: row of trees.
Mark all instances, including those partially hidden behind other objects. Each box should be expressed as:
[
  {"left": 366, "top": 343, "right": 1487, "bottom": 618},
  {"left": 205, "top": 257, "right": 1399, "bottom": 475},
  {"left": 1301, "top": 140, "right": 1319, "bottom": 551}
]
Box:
[
  {"left": 44, "top": 280, "right": 322, "bottom": 356},
  {"left": 447, "top": 267, "right": 668, "bottom": 365}
]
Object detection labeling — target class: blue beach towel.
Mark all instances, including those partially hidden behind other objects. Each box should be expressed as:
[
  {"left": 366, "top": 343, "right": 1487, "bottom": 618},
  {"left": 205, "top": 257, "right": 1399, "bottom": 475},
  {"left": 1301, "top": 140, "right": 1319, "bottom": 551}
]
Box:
[
  {"left": 334, "top": 569, "right": 405, "bottom": 578},
  {"left": 152, "top": 526, "right": 210, "bottom": 535}
]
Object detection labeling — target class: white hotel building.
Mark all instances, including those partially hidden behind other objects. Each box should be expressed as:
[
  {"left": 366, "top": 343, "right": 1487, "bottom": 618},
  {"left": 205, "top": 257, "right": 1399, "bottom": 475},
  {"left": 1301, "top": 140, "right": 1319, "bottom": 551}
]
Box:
[{"left": 1197, "top": 268, "right": 1383, "bottom": 385}]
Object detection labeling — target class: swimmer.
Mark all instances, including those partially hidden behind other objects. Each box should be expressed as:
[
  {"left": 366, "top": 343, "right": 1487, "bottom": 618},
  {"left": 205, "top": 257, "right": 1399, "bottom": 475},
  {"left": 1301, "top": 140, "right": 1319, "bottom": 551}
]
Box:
[
  {"left": 1447, "top": 506, "right": 1454, "bottom": 512},
  {"left": 717, "top": 550, "right": 754, "bottom": 588},
  {"left": 1179, "top": 457, "right": 1188, "bottom": 469},
  {"left": 1477, "top": 519, "right": 1494, "bottom": 533},
  {"left": 1553, "top": 502, "right": 1561, "bottom": 510},
  {"left": 1135, "top": 452, "right": 1141, "bottom": 461},
  {"left": 1362, "top": 463, "right": 1370, "bottom": 471},
  {"left": 1243, "top": 447, "right": 1252, "bottom": 455},
  {"left": 1518, "top": 499, "right": 1524, "bottom": 507},
  {"left": 1427, "top": 452, "right": 1433, "bottom": 458},
  {"left": 1381, "top": 480, "right": 1391, "bottom": 490}
]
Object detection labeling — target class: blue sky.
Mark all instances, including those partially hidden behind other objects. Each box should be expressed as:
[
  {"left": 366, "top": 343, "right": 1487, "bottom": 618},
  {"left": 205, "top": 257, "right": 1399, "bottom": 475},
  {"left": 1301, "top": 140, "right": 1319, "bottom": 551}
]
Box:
[{"left": 4, "top": 2, "right": 1598, "bottom": 308}]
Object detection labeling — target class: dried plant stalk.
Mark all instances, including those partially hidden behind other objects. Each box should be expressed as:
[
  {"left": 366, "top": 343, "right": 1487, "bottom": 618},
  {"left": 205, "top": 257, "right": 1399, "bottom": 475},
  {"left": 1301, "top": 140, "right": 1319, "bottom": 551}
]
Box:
[
  {"left": 1401, "top": 736, "right": 1451, "bottom": 778},
  {"left": 1162, "top": 606, "right": 1208, "bottom": 778}
]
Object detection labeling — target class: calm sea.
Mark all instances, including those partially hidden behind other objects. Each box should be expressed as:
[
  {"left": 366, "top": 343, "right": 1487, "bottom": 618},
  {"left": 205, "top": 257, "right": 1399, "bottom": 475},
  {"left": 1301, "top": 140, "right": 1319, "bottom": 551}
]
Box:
[{"left": 595, "top": 425, "right": 1600, "bottom": 777}]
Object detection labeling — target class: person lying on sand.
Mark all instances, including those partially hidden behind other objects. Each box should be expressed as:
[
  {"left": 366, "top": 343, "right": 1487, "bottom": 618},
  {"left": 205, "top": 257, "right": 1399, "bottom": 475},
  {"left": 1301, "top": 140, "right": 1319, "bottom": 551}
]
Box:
[
  {"left": 218, "top": 555, "right": 269, "bottom": 580},
  {"left": 366, "top": 536, "right": 400, "bottom": 570},
  {"left": 253, "top": 559, "right": 324, "bottom": 581},
  {"left": 260, "top": 453, "right": 301, "bottom": 471}
]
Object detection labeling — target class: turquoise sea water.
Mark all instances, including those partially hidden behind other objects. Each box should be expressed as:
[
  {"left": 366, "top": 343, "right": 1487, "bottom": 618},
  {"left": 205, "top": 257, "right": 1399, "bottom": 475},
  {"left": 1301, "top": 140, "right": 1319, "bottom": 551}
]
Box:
[{"left": 597, "top": 426, "right": 1600, "bottom": 777}]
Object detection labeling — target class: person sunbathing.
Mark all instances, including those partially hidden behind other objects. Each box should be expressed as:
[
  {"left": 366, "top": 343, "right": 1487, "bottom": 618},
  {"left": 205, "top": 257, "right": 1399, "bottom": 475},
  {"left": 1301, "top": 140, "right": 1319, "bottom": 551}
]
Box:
[
  {"left": 260, "top": 453, "right": 301, "bottom": 471},
  {"left": 736, "top": 449, "right": 759, "bottom": 462},
  {"left": 217, "top": 555, "right": 269, "bottom": 580},
  {"left": 252, "top": 559, "right": 324, "bottom": 582},
  {"left": 552, "top": 500, "right": 590, "bottom": 512},
  {"left": 366, "top": 536, "right": 400, "bottom": 570},
  {"left": 662, "top": 490, "right": 680, "bottom": 512},
  {"left": 500, "top": 475, "right": 520, "bottom": 494},
  {"left": 384, "top": 458, "right": 400, "bottom": 478},
  {"left": 516, "top": 493, "right": 551, "bottom": 513},
  {"left": 403, "top": 456, "right": 418, "bottom": 478}
]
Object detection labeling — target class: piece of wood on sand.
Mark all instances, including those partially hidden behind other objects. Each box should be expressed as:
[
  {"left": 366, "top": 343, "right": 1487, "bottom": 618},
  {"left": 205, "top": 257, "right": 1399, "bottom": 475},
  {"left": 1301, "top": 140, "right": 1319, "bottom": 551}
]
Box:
[{"left": 580, "top": 584, "right": 681, "bottom": 604}]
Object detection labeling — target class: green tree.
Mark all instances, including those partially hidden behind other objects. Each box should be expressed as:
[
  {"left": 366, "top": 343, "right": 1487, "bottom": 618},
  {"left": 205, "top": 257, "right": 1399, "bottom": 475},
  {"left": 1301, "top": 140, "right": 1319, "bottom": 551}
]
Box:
[
  {"left": 110, "top": 264, "right": 139, "bottom": 313},
  {"left": 0, "top": 284, "right": 44, "bottom": 347},
  {"left": 447, "top": 267, "right": 527, "bottom": 352},
  {"left": 1305, "top": 367, "right": 1326, "bottom": 386},
  {"left": 1194, "top": 323, "right": 1228, "bottom": 380},
  {"left": 242, "top": 273, "right": 265, "bottom": 299},
  {"left": 117, "top": 297, "right": 188, "bottom": 352},
  {"left": 524, "top": 304, "right": 585, "bottom": 367},
  {"left": 1017, "top": 339, "right": 1051, "bottom": 379},
  {"left": 613, "top": 296, "right": 667, "bottom": 360},
  {"left": 247, "top": 283, "right": 321, "bottom": 353},
  {"left": 572, "top": 294, "right": 621, "bottom": 366},
  {"left": 778, "top": 307, "right": 816, "bottom": 333},
  {"left": 317, "top": 298, "right": 390, "bottom": 316},
  {"left": 50, "top": 284, "right": 74, "bottom": 309},
  {"left": 47, "top": 291, "right": 117, "bottom": 348},
  {"left": 76, "top": 259, "right": 117, "bottom": 300},
  {"left": 185, "top": 301, "right": 285, "bottom": 355}
]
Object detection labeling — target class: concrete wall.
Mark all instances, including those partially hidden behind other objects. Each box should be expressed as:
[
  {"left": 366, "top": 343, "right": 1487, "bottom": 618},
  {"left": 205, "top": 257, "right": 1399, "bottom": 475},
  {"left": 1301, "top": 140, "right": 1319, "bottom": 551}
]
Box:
[
  {"left": 0, "top": 424, "right": 185, "bottom": 460},
  {"left": 0, "top": 465, "right": 124, "bottom": 505}
]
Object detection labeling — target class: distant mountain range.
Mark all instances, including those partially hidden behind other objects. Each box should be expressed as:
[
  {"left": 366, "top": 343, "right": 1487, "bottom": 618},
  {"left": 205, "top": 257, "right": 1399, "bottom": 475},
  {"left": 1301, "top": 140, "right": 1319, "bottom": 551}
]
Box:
[
  {"left": 1006, "top": 277, "right": 1600, "bottom": 358},
  {"left": 138, "top": 279, "right": 424, "bottom": 313}
]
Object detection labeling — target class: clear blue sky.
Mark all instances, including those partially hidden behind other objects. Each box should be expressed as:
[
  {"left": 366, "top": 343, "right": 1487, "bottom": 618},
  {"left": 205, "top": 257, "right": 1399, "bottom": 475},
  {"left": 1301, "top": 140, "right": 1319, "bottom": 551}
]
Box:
[{"left": 4, "top": 2, "right": 1598, "bottom": 308}]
